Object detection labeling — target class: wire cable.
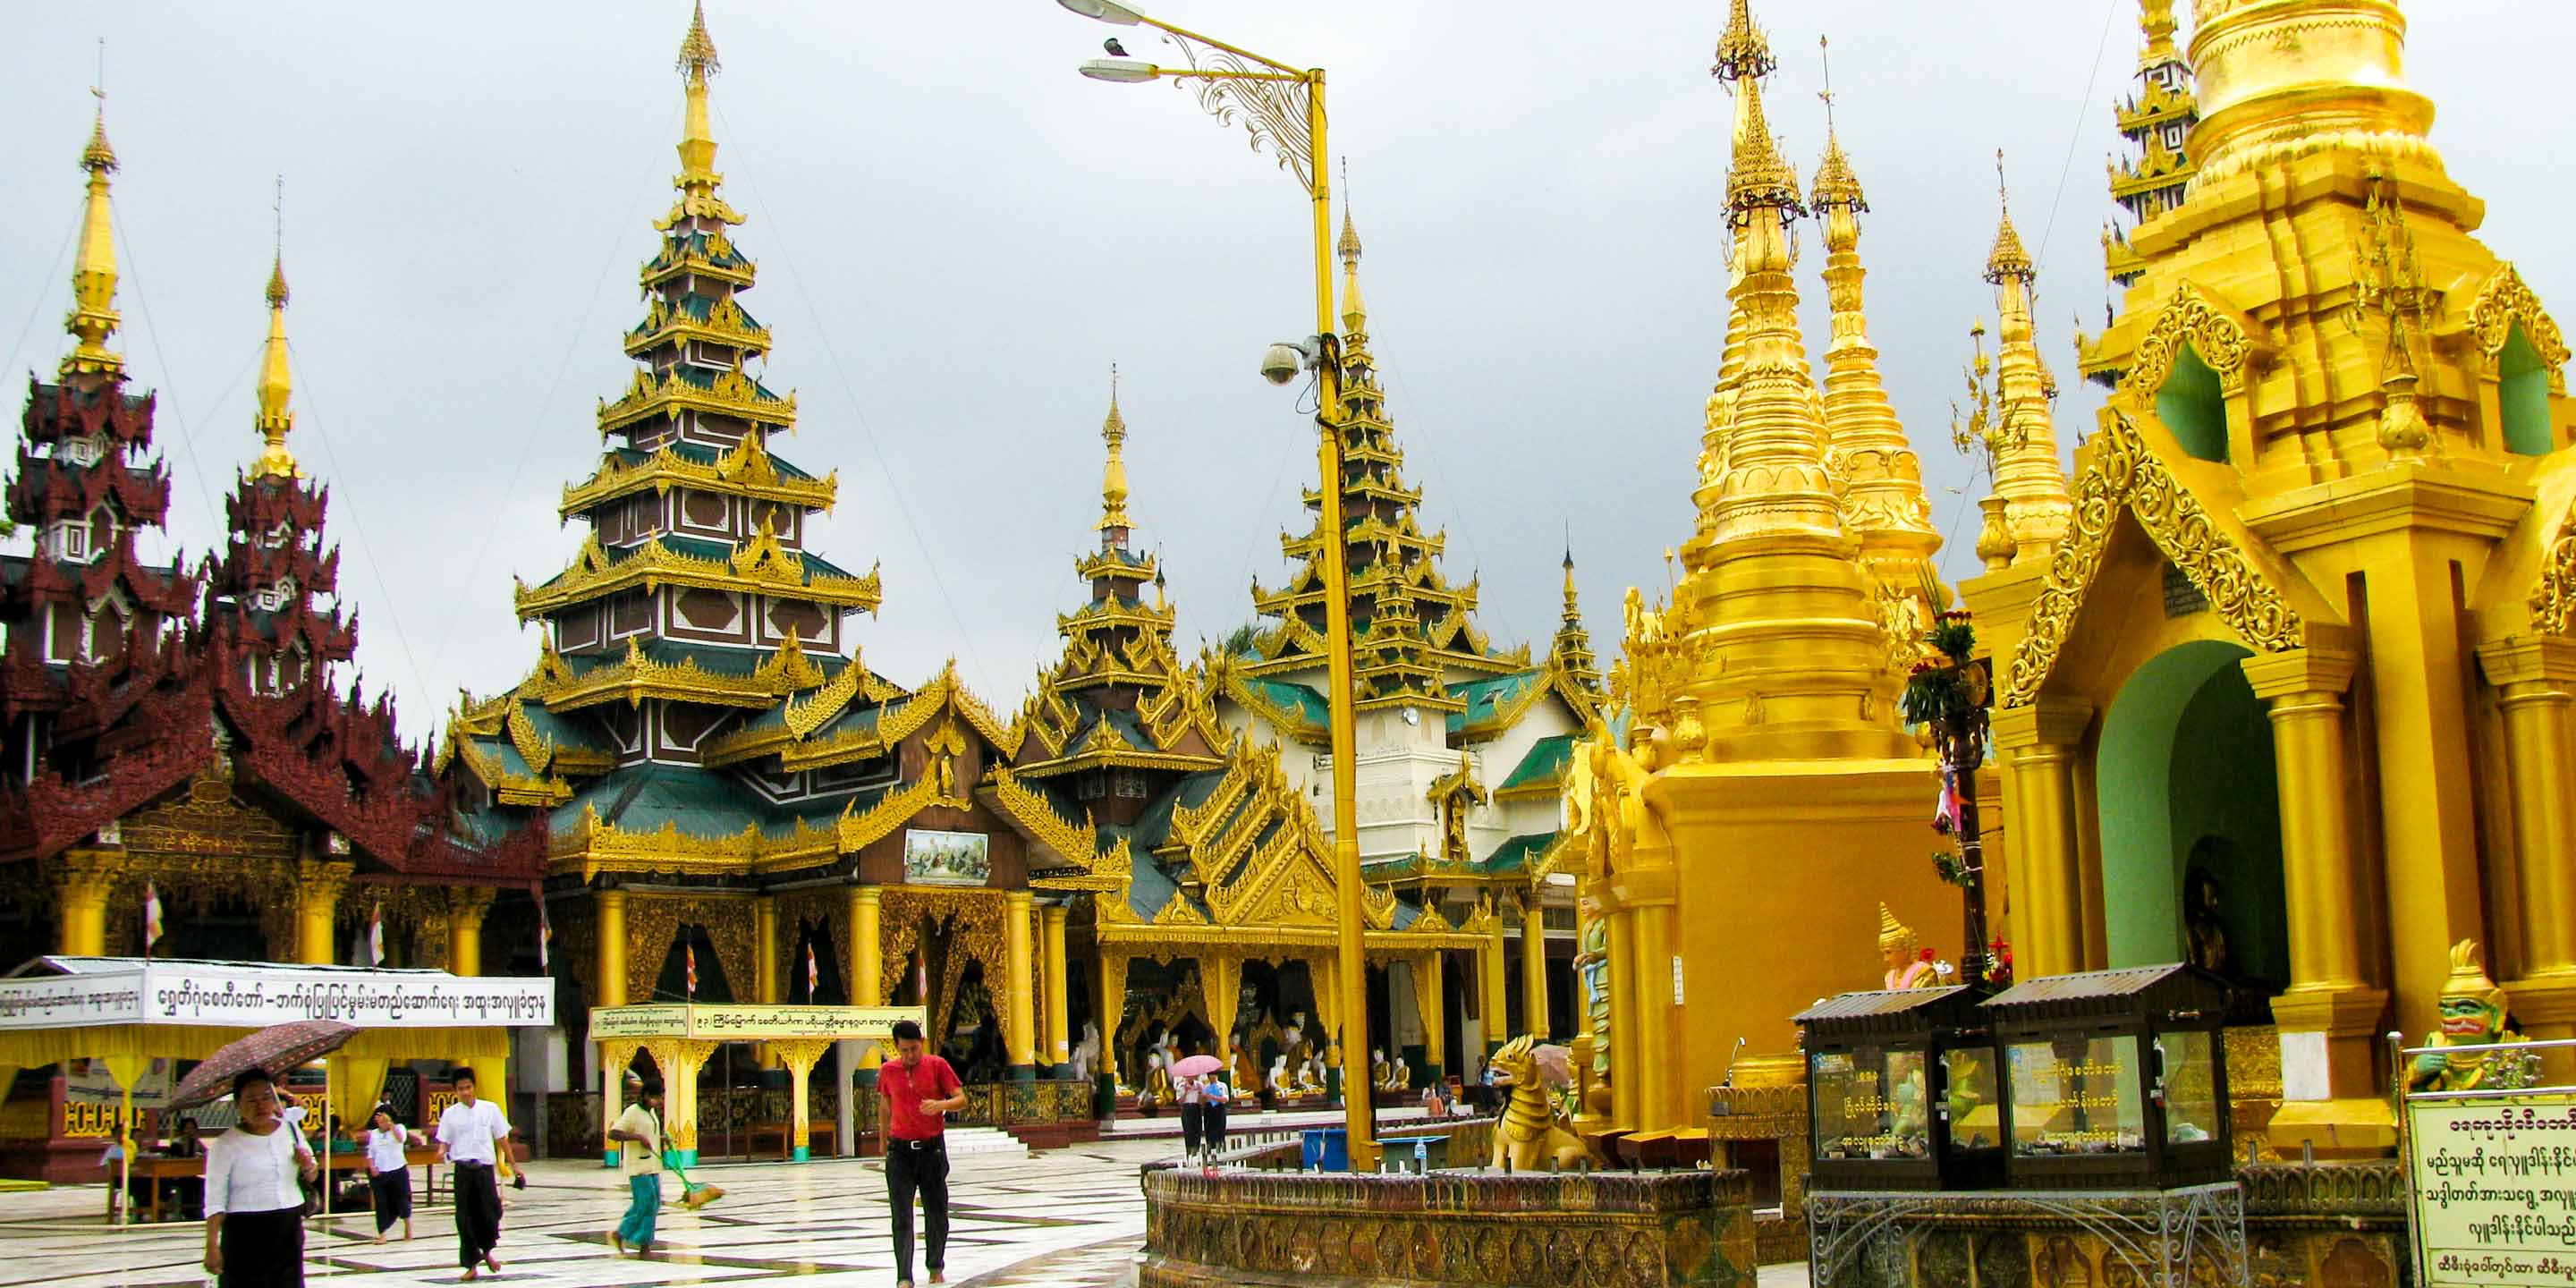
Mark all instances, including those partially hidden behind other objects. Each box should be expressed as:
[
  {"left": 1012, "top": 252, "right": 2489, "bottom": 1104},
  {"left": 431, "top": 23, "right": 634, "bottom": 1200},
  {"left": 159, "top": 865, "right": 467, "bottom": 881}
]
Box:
[{"left": 289, "top": 340, "right": 434, "bottom": 716}]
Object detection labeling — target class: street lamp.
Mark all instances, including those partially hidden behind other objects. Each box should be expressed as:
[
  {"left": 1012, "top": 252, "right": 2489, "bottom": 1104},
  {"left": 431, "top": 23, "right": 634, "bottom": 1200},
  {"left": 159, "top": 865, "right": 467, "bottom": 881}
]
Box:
[{"left": 1059, "top": 1, "right": 1378, "bottom": 1173}]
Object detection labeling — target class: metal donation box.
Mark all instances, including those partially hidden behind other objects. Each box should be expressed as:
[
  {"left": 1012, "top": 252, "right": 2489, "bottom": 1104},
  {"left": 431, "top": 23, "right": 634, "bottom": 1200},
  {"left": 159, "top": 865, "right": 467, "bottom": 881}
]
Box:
[
  {"left": 1982, "top": 963, "right": 2233, "bottom": 1190},
  {"left": 1796, "top": 987, "right": 2003, "bottom": 1191}
]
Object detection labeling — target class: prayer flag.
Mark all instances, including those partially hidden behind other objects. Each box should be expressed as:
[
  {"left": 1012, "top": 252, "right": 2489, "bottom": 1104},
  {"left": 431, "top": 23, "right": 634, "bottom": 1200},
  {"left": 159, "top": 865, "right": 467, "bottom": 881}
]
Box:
[
  {"left": 366, "top": 903, "right": 386, "bottom": 966},
  {"left": 686, "top": 942, "right": 698, "bottom": 997},
  {"left": 536, "top": 892, "right": 552, "bottom": 974},
  {"left": 142, "top": 882, "right": 163, "bottom": 956},
  {"left": 806, "top": 944, "right": 818, "bottom": 996}
]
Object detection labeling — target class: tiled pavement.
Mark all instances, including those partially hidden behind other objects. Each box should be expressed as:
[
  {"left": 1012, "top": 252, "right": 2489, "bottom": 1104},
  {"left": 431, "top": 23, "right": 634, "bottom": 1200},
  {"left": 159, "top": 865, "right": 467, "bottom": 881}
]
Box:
[{"left": 0, "top": 1143, "right": 1816, "bottom": 1287}]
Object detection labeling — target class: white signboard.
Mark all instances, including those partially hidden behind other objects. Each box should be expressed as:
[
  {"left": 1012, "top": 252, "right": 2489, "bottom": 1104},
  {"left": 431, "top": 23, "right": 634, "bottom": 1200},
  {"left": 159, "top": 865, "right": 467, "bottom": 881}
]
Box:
[
  {"left": 590, "top": 1004, "right": 923, "bottom": 1041},
  {"left": 2406, "top": 1092, "right": 2576, "bottom": 1286},
  {"left": 0, "top": 961, "right": 555, "bottom": 1031}
]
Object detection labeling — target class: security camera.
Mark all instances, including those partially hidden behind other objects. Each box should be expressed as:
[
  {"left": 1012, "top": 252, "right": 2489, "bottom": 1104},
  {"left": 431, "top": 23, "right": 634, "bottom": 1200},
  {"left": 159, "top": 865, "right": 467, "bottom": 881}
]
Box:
[{"left": 1258, "top": 342, "right": 1306, "bottom": 386}]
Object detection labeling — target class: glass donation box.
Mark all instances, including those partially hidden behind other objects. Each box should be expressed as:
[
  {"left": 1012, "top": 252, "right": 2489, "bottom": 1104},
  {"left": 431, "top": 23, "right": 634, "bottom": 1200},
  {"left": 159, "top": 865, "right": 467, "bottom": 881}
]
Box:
[
  {"left": 1796, "top": 987, "right": 2004, "bottom": 1191},
  {"left": 1981, "top": 963, "right": 2233, "bottom": 1191}
]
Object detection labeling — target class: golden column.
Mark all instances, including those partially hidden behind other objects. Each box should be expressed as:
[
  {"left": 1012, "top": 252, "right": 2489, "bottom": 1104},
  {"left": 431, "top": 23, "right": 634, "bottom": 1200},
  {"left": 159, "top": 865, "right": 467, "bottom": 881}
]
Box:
[
  {"left": 1992, "top": 701, "right": 2094, "bottom": 979},
  {"left": 1204, "top": 953, "right": 1242, "bottom": 1065},
  {"left": 2246, "top": 644, "right": 2380, "bottom": 1107},
  {"left": 848, "top": 886, "right": 882, "bottom": 1077},
  {"left": 1479, "top": 902, "right": 1509, "bottom": 1052},
  {"left": 1004, "top": 888, "right": 1038, "bottom": 1075},
  {"left": 1097, "top": 951, "right": 1131, "bottom": 1089},
  {"left": 754, "top": 894, "right": 780, "bottom": 1068},
  {"left": 1412, "top": 951, "right": 1445, "bottom": 1080},
  {"left": 447, "top": 887, "right": 495, "bottom": 978},
  {"left": 1039, "top": 902, "right": 1071, "bottom": 1072},
  {"left": 774, "top": 1038, "right": 832, "bottom": 1162},
  {"left": 55, "top": 851, "right": 116, "bottom": 956},
  {"left": 294, "top": 859, "right": 353, "bottom": 966},
  {"left": 2477, "top": 636, "right": 2576, "bottom": 1061},
  {"left": 1625, "top": 874, "right": 1680, "bottom": 1133},
  {"left": 595, "top": 888, "right": 629, "bottom": 1007},
  {"left": 1518, "top": 892, "right": 1550, "bottom": 1040},
  {"left": 665, "top": 1038, "right": 720, "bottom": 1165}
]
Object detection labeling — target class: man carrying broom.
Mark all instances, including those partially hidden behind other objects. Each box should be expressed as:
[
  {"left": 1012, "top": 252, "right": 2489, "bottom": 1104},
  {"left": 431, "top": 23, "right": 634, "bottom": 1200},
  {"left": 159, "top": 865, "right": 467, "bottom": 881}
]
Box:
[{"left": 605, "top": 1078, "right": 665, "bottom": 1258}]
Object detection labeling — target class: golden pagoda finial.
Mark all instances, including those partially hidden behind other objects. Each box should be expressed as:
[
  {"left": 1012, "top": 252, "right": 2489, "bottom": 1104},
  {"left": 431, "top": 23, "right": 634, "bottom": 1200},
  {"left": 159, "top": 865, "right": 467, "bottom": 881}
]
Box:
[
  {"left": 1724, "top": 76, "right": 1801, "bottom": 226},
  {"left": 1337, "top": 159, "right": 1368, "bottom": 333},
  {"left": 1711, "top": 0, "right": 1775, "bottom": 82},
  {"left": 1809, "top": 37, "right": 1864, "bottom": 215},
  {"left": 1561, "top": 543, "right": 1581, "bottom": 620},
  {"left": 1985, "top": 150, "right": 2034, "bottom": 284},
  {"left": 63, "top": 81, "right": 124, "bottom": 379},
  {"left": 2184, "top": 0, "right": 2435, "bottom": 186},
  {"left": 2138, "top": 0, "right": 2180, "bottom": 68},
  {"left": 252, "top": 175, "right": 300, "bottom": 482},
  {"left": 677, "top": 0, "right": 720, "bottom": 79},
  {"left": 1098, "top": 363, "right": 1131, "bottom": 533},
  {"left": 672, "top": 1, "right": 725, "bottom": 200}
]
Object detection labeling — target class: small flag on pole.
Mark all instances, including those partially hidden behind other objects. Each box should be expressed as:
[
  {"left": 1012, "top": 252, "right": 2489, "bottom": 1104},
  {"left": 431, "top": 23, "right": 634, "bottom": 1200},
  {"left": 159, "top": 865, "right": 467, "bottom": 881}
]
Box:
[
  {"left": 1932, "top": 765, "right": 1962, "bottom": 836},
  {"left": 686, "top": 942, "right": 698, "bottom": 998},
  {"left": 366, "top": 904, "right": 386, "bottom": 966},
  {"left": 806, "top": 944, "right": 818, "bottom": 997},
  {"left": 142, "top": 882, "right": 163, "bottom": 957},
  {"left": 536, "top": 892, "right": 552, "bottom": 974}
]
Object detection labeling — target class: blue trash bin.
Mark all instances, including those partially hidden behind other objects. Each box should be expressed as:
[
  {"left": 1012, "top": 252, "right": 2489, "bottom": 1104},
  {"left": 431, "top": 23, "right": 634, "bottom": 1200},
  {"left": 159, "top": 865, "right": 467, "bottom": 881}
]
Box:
[{"left": 1300, "top": 1127, "right": 1349, "bottom": 1172}]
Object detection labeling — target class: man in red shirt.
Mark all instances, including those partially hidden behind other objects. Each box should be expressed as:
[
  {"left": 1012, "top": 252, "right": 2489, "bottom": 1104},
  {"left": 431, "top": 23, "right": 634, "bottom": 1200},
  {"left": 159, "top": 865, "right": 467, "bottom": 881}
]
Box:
[{"left": 878, "top": 1019, "right": 965, "bottom": 1288}]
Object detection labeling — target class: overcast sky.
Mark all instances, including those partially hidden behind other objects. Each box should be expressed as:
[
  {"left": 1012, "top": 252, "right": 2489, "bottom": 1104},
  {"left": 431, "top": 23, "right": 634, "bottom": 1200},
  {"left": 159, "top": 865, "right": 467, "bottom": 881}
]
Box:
[{"left": 6, "top": 2, "right": 2572, "bottom": 743}]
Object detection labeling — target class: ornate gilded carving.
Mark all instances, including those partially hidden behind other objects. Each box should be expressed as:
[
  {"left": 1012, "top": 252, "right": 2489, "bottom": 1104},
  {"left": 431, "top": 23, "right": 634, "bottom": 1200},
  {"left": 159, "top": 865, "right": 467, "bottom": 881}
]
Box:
[
  {"left": 2530, "top": 496, "right": 2576, "bottom": 636},
  {"left": 2466, "top": 262, "right": 2571, "bottom": 394},
  {"left": 2120, "top": 282, "right": 2273, "bottom": 397},
  {"left": 2003, "top": 412, "right": 2305, "bottom": 707}
]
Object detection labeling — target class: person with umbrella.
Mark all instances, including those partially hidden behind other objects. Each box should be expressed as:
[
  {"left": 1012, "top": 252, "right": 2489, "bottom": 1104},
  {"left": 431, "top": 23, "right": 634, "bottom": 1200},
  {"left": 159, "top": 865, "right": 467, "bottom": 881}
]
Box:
[
  {"left": 433, "top": 1066, "right": 513, "bottom": 1282},
  {"left": 1166, "top": 1053, "right": 1224, "bottom": 1165},
  {"left": 204, "top": 1068, "right": 321, "bottom": 1288}
]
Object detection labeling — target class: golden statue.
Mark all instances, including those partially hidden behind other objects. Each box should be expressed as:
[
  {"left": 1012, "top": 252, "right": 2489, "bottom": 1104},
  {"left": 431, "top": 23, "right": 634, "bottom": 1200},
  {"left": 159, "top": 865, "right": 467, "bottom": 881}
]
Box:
[
  {"left": 1487, "top": 1035, "right": 1600, "bottom": 1173},
  {"left": 1878, "top": 903, "right": 1936, "bottom": 990},
  {"left": 2409, "top": 940, "right": 2530, "bottom": 1093}
]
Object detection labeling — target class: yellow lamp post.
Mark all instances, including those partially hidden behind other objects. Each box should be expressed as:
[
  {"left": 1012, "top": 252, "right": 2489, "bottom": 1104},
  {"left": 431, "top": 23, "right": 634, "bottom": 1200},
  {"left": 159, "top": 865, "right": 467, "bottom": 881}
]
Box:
[{"left": 1058, "top": 0, "right": 1377, "bottom": 1172}]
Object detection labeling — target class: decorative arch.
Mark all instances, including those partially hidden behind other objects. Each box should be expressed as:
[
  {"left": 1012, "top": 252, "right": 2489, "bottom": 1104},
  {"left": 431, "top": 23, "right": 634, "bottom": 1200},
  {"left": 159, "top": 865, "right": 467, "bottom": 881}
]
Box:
[
  {"left": 2529, "top": 496, "right": 2576, "bottom": 636},
  {"left": 2002, "top": 413, "right": 2306, "bottom": 707},
  {"left": 2466, "top": 262, "right": 2570, "bottom": 394},
  {"left": 2120, "top": 282, "right": 2275, "bottom": 401}
]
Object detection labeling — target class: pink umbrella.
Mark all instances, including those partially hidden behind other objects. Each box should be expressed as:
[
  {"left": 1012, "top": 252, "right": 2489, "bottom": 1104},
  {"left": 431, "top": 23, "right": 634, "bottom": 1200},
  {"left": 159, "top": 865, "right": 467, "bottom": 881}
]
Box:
[{"left": 1170, "top": 1054, "right": 1225, "bottom": 1079}]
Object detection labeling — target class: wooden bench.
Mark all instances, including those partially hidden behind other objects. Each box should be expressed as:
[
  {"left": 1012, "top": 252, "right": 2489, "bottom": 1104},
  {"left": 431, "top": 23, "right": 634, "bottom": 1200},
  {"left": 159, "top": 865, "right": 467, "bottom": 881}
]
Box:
[{"left": 120, "top": 1147, "right": 446, "bottom": 1224}]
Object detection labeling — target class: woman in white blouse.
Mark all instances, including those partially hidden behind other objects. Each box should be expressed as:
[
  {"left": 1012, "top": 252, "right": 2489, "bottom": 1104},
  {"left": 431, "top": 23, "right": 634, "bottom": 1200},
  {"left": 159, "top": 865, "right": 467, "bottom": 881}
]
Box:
[{"left": 203, "top": 1068, "right": 319, "bottom": 1288}]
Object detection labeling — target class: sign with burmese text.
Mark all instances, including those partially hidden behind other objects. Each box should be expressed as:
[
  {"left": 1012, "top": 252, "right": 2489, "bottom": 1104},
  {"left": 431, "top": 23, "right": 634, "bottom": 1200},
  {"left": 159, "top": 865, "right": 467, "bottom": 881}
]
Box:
[
  {"left": 2407, "top": 1093, "right": 2576, "bottom": 1286},
  {"left": 0, "top": 962, "right": 553, "bottom": 1030},
  {"left": 589, "top": 1004, "right": 925, "bottom": 1041}
]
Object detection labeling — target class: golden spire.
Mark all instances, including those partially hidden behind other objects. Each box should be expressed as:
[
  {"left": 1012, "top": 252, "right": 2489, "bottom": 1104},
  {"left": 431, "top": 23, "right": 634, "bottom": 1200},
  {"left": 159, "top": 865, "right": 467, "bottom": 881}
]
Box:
[
  {"left": 2138, "top": 0, "right": 2180, "bottom": 70},
  {"left": 1562, "top": 545, "right": 1580, "bottom": 621},
  {"left": 1098, "top": 364, "right": 1131, "bottom": 533},
  {"left": 658, "top": 1, "right": 742, "bottom": 231},
  {"left": 1710, "top": 0, "right": 1775, "bottom": 83},
  {"left": 251, "top": 179, "right": 299, "bottom": 482},
  {"left": 1337, "top": 160, "right": 1368, "bottom": 334},
  {"left": 63, "top": 95, "right": 124, "bottom": 379},
  {"left": 1980, "top": 152, "right": 2072, "bottom": 565},
  {"left": 1810, "top": 38, "right": 1938, "bottom": 623}
]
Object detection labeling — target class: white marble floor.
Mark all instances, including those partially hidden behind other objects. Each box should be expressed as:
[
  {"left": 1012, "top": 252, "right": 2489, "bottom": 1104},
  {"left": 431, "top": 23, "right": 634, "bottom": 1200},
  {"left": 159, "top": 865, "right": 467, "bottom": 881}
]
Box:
[
  {"left": 0, "top": 1146, "right": 1818, "bottom": 1288},
  {"left": 0, "top": 1143, "right": 1163, "bottom": 1288}
]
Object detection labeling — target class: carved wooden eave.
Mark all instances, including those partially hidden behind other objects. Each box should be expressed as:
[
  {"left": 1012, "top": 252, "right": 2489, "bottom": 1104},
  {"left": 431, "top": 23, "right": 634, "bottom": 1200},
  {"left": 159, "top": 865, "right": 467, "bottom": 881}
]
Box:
[
  {"left": 2114, "top": 282, "right": 2279, "bottom": 401},
  {"left": 2000, "top": 411, "right": 2330, "bottom": 708}
]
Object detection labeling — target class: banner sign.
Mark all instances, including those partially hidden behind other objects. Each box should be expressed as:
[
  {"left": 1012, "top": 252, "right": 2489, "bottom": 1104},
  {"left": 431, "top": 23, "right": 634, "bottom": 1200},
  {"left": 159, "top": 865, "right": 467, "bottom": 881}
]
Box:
[
  {"left": 2406, "top": 1091, "right": 2576, "bottom": 1286},
  {"left": 589, "top": 1004, "right": 924, "bottom": 1042},
  {"left": 0, "top": 961, "right": 555, "bottom": 1030}
]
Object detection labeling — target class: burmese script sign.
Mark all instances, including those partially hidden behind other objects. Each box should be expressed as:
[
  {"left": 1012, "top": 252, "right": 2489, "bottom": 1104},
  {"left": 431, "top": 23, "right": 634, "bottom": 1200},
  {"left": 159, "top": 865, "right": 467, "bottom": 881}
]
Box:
[
  {"left": 0, "top": 961, "right": 555, "bottom": 1030},
  {"left": 589, "top": 1004, "right": 924, "bottom": 1042},
  {"left": 2407, "top": 1092, "right": 2576, "bottom": 1286}
]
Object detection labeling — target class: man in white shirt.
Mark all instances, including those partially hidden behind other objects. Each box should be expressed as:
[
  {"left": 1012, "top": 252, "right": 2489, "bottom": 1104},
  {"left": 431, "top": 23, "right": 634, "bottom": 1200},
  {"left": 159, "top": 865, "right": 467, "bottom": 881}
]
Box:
[{"left": 433, "top": 1067, "right": 512, "bottom": 1282}]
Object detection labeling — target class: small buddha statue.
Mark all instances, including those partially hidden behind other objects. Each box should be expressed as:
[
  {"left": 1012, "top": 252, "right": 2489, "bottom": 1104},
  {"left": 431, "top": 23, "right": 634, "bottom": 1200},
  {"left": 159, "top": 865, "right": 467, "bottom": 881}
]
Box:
[
  {"left": 1370, "top": 1047, "right": 1391, "bottom": 1089},
  {"left": 1144, "top": 1052, "right": 1174, "bottom": 1105},
  {"left": 1381, "top": 1053, "right": 1410, "bottom": 1091},
  {"left": 1267, "top": 1054, "right": 1290, "bottom": 1094},
  {"left": 1878, "top": 903, "right": 1936, "bottom": 991}
]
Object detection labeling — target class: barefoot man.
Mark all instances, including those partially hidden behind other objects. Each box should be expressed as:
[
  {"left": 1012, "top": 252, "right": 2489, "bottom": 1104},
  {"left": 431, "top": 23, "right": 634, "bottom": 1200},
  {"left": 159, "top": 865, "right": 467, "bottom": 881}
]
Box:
[
  {"left": 433, "top": 1068, "right": 512, "bottom": 1282},
  {"left": 606, "top": 1078, "right": 665, "bottom": 1258},
  {"left": 879, "top": 1019, "right": 965, "bottom": 1288}
]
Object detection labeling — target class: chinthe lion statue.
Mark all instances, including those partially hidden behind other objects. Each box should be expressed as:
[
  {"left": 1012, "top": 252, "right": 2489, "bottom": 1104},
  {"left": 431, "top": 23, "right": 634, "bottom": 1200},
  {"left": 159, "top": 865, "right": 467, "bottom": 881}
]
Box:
[{"left": 1488, "top": 1034, "right": 1600, "bottom": 1173}]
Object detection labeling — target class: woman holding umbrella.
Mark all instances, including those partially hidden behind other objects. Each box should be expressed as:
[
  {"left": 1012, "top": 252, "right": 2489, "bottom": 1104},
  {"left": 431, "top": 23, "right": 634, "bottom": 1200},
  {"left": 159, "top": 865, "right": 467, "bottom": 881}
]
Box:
[{"left": 204, "top": 1068, "right": 321, "bottom": 1288}]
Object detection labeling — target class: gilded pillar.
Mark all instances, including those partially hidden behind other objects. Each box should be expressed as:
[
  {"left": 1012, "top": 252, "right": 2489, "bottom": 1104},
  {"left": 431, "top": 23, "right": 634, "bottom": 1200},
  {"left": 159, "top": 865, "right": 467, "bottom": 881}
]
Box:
[
  {"left": 1204, "top": 953, "right": 1243, "bottom": 1065},
  {"left": 1629, "top": 896, "right": 1678, "bottom": 1133},
  {"left": 1480, "top": 902, "right": 1510, "bottom": 1052},
  {"left": 1004, "top": 889, "right": 1037, "bottom": 1077},
  {"left": 1519, "top": 891, "right": 1551, "bottom": 1041},
  {"left": 2478, "top": 636, "right": 2576, "bottom": 1057},
  {"left": 1605, "top": 904, "right": 1640, "bottom": 1132},
  {"left": 1992, "top": 701, "right": 2093, "bottom": 979},
  {"left": 447, "top": 887, "right": 495, "bottom": 978},
  {"left": 1097, "top": 950, "right": 1131, "bottom": 1090},
  {"left": 848, "top": 886, "right": 882, "bottom": 1078},
  {"left": 1413, "top": 950, "right": 1445, "bottom": 1079},
  {"left": 662, "top": 1038, "right": 718, "bottom": 1165},
  {"left": 595, "top": 888, "right": 629, "bottom": 1008},
  {"left": 294, "top": 859, "right": 354, "bottom": 966},
  {"left": 754, "top": 894, "right": 779, "bottom": 1068},
  {"left": 55, "top": 850, "right": 117, "bottom": 957},
  {"left": 1039, "top": 903, "right": 1071, "bottom": 1072},
  {"left": 774, "top": 1038, "right": 832, "bottom": 1161},
  {"left": 2242, "top": 649, "right": 2386, "bottom": 1101}
]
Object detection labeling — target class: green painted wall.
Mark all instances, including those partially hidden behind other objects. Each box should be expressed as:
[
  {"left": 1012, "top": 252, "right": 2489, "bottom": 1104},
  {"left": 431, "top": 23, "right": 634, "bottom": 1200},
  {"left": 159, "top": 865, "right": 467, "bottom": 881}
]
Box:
[
  {"left": 2094, "top": 640, "right": 2286, "bottom": 982},
  {"left": 2155, "top": 347, "right": 2229, "bottom": 462},
  {"left": 2502, "top": 326, "right": 2554, "bottom": 456}
]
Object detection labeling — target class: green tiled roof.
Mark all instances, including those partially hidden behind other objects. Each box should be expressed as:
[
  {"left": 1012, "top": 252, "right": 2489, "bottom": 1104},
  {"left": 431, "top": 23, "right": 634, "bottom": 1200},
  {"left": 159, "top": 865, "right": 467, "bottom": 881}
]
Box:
[
  {"left": 1241, "top": 677, "right": 1330, "bottom": 727},
  {"left": 1481, "top": 831, "right": 1559, "bottom": 874},
  {"left": 1497, "top": 733, "right": 1575, "bottom": 792},
  {"left": 1447, "top": 669, "right": 1540, "bottom": 735}
]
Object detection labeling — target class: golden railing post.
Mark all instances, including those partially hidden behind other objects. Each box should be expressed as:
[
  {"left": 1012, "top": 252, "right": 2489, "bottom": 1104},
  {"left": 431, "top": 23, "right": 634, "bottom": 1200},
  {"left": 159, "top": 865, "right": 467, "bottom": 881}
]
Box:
[{"left": 1518, "top": 890, "right": 1552, "bottom": 1040}]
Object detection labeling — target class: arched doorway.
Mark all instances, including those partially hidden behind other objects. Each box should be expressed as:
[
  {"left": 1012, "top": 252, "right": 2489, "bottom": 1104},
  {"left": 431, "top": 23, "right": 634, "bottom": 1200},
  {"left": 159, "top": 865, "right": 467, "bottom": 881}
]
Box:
[{"left": 2094, "top": 640, "right": 2290, "bottom": 995}]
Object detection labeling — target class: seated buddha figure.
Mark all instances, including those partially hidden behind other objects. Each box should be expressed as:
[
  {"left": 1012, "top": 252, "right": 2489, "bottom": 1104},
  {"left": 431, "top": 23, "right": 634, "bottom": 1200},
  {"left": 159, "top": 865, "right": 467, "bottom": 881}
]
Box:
[{"left": 1877, "top": 903, "right": 1936, "bottom": 991}]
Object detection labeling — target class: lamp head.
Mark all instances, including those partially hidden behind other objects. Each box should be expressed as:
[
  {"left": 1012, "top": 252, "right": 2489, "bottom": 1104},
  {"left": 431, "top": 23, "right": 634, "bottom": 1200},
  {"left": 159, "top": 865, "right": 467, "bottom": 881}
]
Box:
[
  {"left": 1080, "top": 57, "right": 1160, "bottom": 83},
  {"left": 1259, "top": 342, "right": 1307, "bottom": 386},
  {"left": 1057, "top": 0, "right": 1146, "bottom": 22}
]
